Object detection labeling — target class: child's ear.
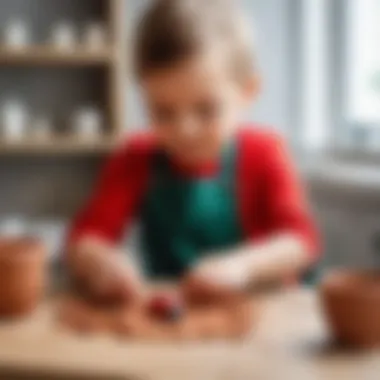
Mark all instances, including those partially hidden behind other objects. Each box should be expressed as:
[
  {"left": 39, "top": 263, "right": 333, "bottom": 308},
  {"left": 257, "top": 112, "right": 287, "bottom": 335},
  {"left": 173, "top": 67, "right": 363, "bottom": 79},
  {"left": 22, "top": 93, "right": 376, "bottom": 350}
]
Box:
[{"left": 242, "top": 73, "right": 261, "bottom": 105}]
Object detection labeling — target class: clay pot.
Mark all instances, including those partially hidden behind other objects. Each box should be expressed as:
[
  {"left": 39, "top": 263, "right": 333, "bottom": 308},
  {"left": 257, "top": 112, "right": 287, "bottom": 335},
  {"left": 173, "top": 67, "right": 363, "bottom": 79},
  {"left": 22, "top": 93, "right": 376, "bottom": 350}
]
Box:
[
  {"left": 320, "top": 270, "right": 380, "bottom": 348},
  {"left": 0, "top": 237, "right": 47, "bottom": 318}
]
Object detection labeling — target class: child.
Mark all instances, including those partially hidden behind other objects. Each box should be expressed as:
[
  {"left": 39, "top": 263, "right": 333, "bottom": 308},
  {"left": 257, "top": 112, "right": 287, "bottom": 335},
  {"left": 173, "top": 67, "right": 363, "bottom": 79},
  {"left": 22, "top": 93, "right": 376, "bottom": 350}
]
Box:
[{"left": 67, "top": 0, "right": 319, "bottom": 303}]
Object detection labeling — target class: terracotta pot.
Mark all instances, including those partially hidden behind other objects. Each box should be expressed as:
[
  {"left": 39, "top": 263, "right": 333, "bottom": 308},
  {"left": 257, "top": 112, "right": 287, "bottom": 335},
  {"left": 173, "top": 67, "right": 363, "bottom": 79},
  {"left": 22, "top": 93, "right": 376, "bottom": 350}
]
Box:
[
  {"left": 320, "top": 270, "right": 380, "bottom": 348},
  {"left": 0, "top": 237, "right": 47, "bottom": 318}
]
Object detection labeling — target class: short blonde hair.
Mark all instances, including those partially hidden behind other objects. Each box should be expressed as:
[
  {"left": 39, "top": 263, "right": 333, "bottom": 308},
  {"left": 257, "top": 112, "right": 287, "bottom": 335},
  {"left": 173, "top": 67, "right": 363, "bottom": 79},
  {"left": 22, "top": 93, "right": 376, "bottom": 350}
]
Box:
[{"left": 135, "top": 0, "right": 254, "bottom": 81}]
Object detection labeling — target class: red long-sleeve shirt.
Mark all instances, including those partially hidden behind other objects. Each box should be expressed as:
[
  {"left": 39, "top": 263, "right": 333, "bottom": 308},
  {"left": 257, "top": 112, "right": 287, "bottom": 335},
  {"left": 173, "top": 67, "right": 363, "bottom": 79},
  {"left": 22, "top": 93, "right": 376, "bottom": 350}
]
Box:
[{"left": 68, "top": 127, "right": 319, "bottom": 258}]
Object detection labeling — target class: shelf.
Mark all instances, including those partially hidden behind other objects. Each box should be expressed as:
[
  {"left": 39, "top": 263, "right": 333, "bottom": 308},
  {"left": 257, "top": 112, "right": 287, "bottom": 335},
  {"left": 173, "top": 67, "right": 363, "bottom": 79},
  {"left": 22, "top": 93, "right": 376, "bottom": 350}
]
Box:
[
  {"left": 0, "top": 47, "right": 113, "bottom": 66},
  {"left": 0, "top": 136, "right": 119, "bottom": 156}
]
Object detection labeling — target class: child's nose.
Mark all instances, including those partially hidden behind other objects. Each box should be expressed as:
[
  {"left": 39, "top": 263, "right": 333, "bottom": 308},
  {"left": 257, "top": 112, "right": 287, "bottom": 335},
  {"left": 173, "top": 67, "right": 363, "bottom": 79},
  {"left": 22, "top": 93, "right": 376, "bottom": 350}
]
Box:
[{"left": 178, "top": 117, "right": 200, "bottom": 139}]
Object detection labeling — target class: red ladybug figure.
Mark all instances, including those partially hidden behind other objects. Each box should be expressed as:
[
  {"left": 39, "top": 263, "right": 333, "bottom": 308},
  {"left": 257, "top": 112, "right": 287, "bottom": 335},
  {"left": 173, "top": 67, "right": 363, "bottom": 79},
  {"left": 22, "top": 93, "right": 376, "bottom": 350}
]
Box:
[{"left": 147, "top": 293, "right": 184, "bottom": 322}]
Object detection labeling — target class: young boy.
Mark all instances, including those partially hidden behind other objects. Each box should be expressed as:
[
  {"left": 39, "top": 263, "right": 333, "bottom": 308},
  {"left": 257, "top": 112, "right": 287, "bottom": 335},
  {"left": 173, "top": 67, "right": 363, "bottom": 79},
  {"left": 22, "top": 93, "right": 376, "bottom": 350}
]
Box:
[{"left": 67, "top": 0, "right": 318, "bottom": 303}]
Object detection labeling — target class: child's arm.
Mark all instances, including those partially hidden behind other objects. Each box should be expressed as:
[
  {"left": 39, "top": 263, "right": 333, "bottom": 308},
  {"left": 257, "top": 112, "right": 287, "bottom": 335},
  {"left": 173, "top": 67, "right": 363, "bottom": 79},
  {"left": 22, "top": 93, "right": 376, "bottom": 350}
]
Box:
[
  {"left": 192, "top": 133, "right": 319, "bottom": 289},
  {"left": 191, "top": 234, "right": 310, "bottom": 289},
  {"left": 66, "top": 135, "right": 153, "bottom": 300}
]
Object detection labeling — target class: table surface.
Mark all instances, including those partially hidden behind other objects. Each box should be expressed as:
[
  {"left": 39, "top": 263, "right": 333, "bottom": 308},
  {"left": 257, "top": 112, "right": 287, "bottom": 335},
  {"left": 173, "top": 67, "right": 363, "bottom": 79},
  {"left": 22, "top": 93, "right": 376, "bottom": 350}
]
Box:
[{"left": 0, "top": 288, "right": 379, "bottom": 380}]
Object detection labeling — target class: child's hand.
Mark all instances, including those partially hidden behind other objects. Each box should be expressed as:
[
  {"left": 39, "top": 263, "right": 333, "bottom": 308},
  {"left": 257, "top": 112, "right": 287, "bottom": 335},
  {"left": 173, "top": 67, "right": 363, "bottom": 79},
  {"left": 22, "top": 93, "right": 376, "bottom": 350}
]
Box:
[
  {"left": 191, "top": 252, "right": 251, "bottom": 290},
  {"left": 181, "top": 272, "right": 241, "bottom": 306},
  {"left": 67, "top": 237, "right": 143, "bottom": 304}
]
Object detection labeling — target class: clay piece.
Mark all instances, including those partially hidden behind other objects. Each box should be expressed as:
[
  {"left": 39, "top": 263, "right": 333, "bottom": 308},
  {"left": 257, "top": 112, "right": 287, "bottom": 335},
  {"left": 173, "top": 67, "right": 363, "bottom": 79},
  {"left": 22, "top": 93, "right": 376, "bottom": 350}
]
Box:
[
  {"left": 57, "top": 292, "right": 254, "bottom": 341},
  {"left": 147, "top": 293, "right": 184, "bottom": 322},
  {"left": 321, "top": 270, "right": 380, "bottom": 348},
  {"left": 0, "top": 237, "right": 46, "bottom": 318}
]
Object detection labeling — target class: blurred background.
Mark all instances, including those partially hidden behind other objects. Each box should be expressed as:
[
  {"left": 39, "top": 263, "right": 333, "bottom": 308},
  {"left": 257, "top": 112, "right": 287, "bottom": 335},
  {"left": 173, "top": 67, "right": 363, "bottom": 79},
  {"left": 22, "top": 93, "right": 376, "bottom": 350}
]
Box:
[{"left": 0, "top": 0, "right": 379, "bottom": 272}]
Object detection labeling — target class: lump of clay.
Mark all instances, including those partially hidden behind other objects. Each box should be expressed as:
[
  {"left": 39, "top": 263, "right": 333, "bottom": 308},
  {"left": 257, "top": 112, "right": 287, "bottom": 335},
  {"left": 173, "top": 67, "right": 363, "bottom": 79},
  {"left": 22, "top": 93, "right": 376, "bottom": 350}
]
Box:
[
  {"left": 0, "top": 237, "right": 47, "bottom": 318},
  {"left": 321, "top": 270, "right": 380, "bottom": 348},
  {"left": 147, "top": 293, "right": 184, "bottom": 322}
]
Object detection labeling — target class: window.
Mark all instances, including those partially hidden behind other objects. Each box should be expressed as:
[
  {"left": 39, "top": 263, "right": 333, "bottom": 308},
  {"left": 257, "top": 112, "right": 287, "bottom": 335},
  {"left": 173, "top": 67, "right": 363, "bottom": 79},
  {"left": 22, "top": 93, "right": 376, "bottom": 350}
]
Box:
[
  {"left": 346, "top": 0, "right": 380, "bottom": 126},
  {"left": 299, "top": 0, "right": 380, "bottom": 153},
  {"left": 336, "top": 0, "right": 380, "bottom": 151}
]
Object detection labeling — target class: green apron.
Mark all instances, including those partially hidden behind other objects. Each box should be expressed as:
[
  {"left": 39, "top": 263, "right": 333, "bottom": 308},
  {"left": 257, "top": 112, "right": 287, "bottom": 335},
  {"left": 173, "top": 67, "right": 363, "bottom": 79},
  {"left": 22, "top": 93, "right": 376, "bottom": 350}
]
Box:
[
  {"left": 139, "top": 142, "right": 243, "bottom": 280},
  {"left": 137, "top": 141, "right": 317, "bottom": 285}
]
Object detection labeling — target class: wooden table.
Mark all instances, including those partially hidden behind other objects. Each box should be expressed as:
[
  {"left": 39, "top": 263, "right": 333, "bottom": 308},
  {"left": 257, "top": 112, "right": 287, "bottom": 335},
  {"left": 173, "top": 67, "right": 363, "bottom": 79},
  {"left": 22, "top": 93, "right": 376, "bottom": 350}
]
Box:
[{"left": 0, "top": 288, "right": 379, "bottom": 380}]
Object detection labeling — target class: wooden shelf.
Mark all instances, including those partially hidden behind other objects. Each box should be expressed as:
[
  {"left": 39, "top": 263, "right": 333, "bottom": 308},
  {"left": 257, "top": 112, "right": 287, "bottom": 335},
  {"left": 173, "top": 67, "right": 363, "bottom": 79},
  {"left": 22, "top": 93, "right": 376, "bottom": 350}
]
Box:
[
  {"left": 0, "top": 0, "right": 126, "bottom": 156},
  {"left": 0, "top": 47, "right": 113, "bottom": 66},
  {"left": 0, "top": 136, "right": 119, "bottom": 155}
]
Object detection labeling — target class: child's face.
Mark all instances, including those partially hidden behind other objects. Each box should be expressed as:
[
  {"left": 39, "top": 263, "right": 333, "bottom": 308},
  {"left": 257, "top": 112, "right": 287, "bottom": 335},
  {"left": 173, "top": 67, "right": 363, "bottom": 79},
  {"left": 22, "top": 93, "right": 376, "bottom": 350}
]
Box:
[{"left": 141, "top": 53, "right": 258, "bottom": 165}]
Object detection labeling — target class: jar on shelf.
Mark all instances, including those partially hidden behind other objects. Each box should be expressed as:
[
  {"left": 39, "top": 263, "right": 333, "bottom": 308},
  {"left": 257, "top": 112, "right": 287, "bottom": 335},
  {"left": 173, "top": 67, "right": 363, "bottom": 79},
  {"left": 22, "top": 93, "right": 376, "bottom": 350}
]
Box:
[
  {"left": 72, "top": 106, "right": 103, "bottom": 139},
  {"left": 82, "top": 22, "right": 107, "bottom": 51},
  {"left": 0, "top": 216, "right": 27, "bottom": 237},
  {"left": 3, "top": 19, "right": 31, "bottom": 49},
  {"left": 1, "top": 100, "right": 29, "bottom": 142},
  {"left": 50, "top": 22, "right": 77, "bottom": 51}
]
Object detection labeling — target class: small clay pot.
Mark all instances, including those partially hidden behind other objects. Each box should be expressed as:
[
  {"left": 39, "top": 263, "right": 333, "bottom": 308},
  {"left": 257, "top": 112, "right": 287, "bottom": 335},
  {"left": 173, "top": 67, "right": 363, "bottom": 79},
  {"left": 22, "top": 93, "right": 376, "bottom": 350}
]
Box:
[
  {"left": 320, "top": 270, "right": 380, "bottom": 348},
  {"left": 0, "top": 237, "right": 47, "bottom": 318}
]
